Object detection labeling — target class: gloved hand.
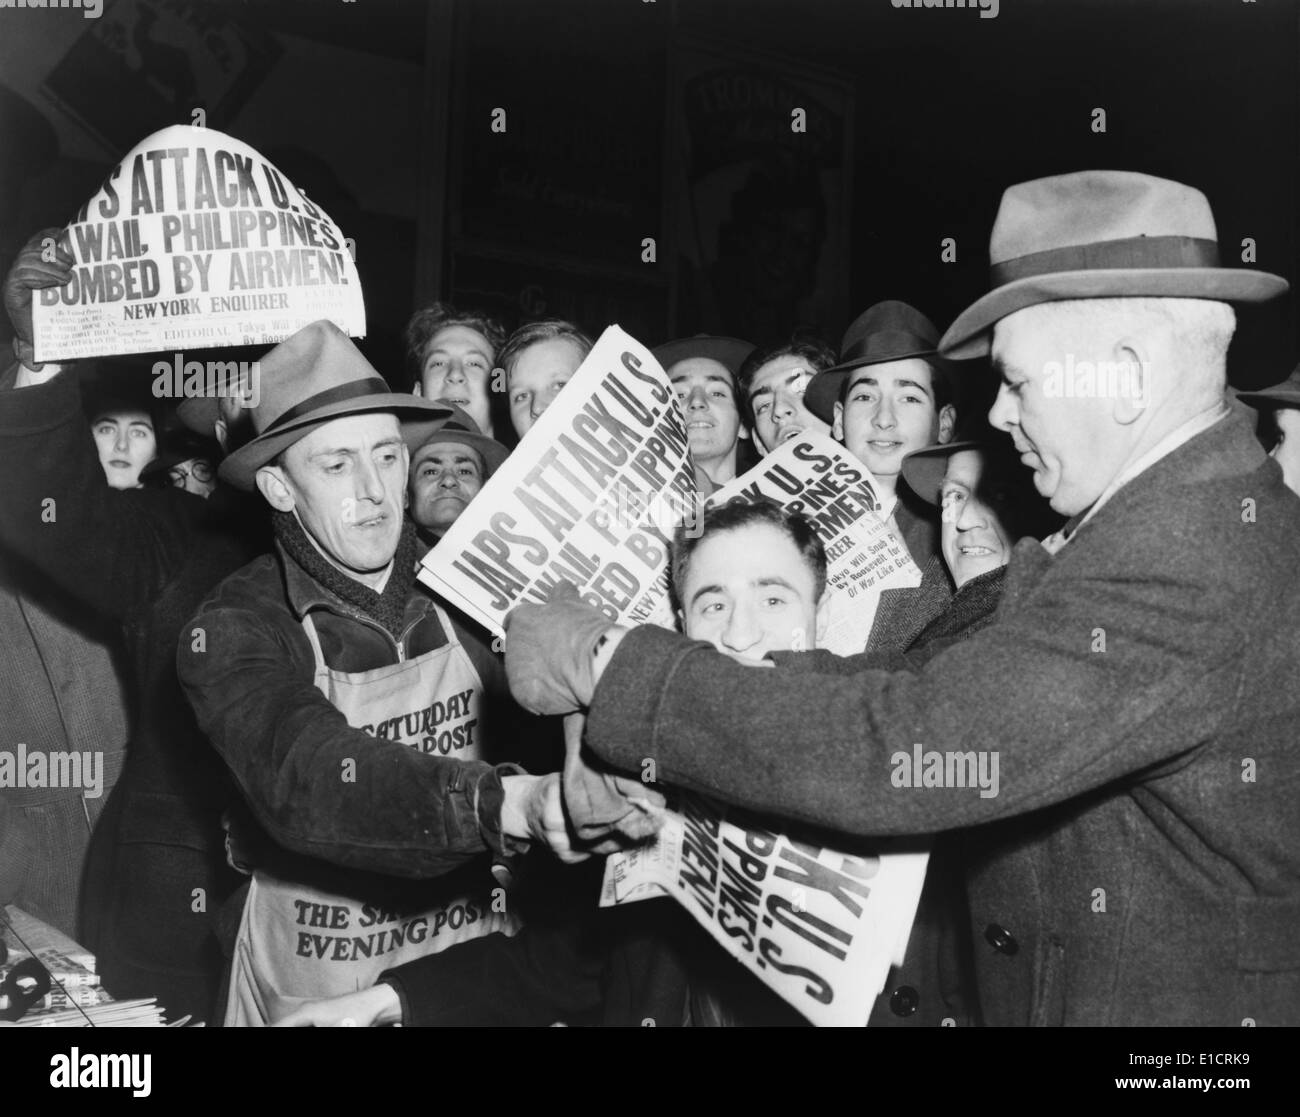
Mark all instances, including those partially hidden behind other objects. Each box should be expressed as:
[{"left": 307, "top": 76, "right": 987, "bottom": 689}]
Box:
[
  {"left": 504, "top": 581, "right": 614, "bottom": 715},
  {"left": 3, "top": 228, "right": 73, "bottom": 369},
  {"left": 562, "top": 712, "right": 664, "bottom": 853}
]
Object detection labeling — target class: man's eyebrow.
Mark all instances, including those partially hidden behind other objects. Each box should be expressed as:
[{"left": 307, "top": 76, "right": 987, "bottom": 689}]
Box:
[
  {"left": 990, "top": 355, "right": 1017, "bottom": 382},
  {"left": 430, "top": 346, "right": 490, "bottom": 361},
  {"left": 688, "top": 582, "right": 727, "bottom": 608},
  {"left": 848, "top": 372, "right": 932, "bottom": 396},
  {"left": 753, "top": 576, "right": 799, "bottom": 593}
]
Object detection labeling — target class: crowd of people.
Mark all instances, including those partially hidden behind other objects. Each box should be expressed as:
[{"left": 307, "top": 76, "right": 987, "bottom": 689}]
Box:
[{"left": 1, "top": 168, "right": 1298, "bottom": 1027}]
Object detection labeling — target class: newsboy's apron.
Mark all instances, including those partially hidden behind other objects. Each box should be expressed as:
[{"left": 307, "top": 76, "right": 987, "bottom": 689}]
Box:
[{"left": 225, "top": 603, "right": 520, "bottom": 1026}]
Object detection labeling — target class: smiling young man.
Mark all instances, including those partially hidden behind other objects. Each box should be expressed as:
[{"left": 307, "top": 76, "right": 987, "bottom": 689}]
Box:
[
  {"left": 407, "top": 303, "right": 505, "bottom": 438},
  {"left": 655, "top": 335, "right": 755, "bottom": 487},
  {"left": 176, "top": 321, "right": 582, "bottom": 1026},
  {"left": 506, "top": 172, "right": 1300, "bottom": 1027},
  {"left": 803, "top": 302, "right": 957, "bottom": 652}
]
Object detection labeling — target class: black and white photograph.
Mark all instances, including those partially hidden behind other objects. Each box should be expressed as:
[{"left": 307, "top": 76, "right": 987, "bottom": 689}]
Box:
[{"left": 0, "top": 0, "right": 1295, "bottom": 1092}]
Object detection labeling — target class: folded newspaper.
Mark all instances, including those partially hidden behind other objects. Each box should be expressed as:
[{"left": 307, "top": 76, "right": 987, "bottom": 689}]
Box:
[{"left": 419, "top": 326, "right": 931, "bottom": 1026}]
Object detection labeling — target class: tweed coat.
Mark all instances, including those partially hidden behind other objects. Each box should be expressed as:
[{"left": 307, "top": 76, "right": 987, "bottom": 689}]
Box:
[
  {"left": 585, "top": 402, "right": 1300, "bottom": 1025},
  {"left": 864, "top": 490, "right": 954, "bottom": 654}
]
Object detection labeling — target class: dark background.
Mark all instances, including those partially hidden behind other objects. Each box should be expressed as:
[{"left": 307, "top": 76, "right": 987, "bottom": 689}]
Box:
[{"left": 0, "top": 0, "right": 1295, "bottom": 397}]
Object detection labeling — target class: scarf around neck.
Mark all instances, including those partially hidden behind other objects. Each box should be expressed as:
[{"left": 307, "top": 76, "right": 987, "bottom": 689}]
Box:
[{"left": 273, "top": 509, "right": 418, "bottom": 639}]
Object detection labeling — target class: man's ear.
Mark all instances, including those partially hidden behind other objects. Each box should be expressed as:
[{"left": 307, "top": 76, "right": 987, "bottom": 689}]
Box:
[
  {"left": 213, "top": 417, "right": 228, "bottom": 454},
  {"left": 1112, "top": 339, "right": 1150, "bottom": 425},
  {"left": 676, "top": 608, "right": 686, "bottom": 635},
  {"left": 255, "top": 464, "right": 295, "bottom": 512},
  {"left": 832, "top": 400, "right": 844, "bottom": 442},
  {"left": 412, "top": 380, "right": 424, "bottom": 398},
  {"left": 937, "top": 403, "right": 957, "bottom": 444},
  {"left": 814, "top": 591, "right": 832, "bottom": 646}
]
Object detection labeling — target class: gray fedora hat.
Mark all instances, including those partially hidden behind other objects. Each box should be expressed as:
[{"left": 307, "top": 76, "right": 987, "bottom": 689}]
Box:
[
  {"left": 939, "top": 171, "right": 1289, "bottom": 360},
  {"left": 218, "top": 321, "right": 452, "bottom": 490}
]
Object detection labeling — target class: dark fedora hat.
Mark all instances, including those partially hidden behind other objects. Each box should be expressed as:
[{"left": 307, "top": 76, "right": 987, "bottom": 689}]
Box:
[
  {"left": 653, "top": 335, "right": 756, "bottom": 379},
  {"left": 900, "top": 440, "right": 989, "bottom": 507},
  {"left": 404, "top": 414, "right": 511, "bottom": 478},
  {"left": 939, "top": 171, "right": 1289, "bottom": 360},
  {"left": 218, "top": 321, "right": 453, "bottom": 490},
  {"left": 804, "top": 301, "right": 948, "bottom": 423},
  {"left": 1237, "top": 365, "right": 1300, "bottom": 411}
]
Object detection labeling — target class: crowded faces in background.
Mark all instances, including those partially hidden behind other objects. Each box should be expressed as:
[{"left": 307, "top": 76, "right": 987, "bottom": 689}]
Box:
[
  {"left": 406, "top": 414, "right": 510, "bottom": 549},
  {"left": 654, "top": 335, "right": 755, "bottom": 487},
  {"left": 407, "top": 303, "right": 506, "bottom": 439},
  {"left": 498, "top": 319, "right": 593, "bottom": 439},
  {"left": 1239, "top": 364, "right": 1300, "bottom": 497},
  {"left": 737, "top": 335, "right": 836, "bottom": 454},
  {"left": 88, "top": 393, "right": 157, "bottom": 490}
]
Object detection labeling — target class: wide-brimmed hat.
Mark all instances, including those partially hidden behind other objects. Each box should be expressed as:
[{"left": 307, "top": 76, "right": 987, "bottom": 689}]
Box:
[
  {"left": 939, "top": 171, "right": 1290, "bottom": 360},
  {"left": 1237, "top": 365, "right": 1300, "bottom": 411},
  {"left": 900, "top": 440, "right": 990, "bottom": 507},
  {"left": 653, "top": 335, "right": 755, "bottom": 380},
  {"left": 219, "top": 321, "right": 452, "bottom": 490},
  {"left": 804, "top": 301, "right": 948, "bottom": 423},
  {"left": 404, "top": 414, "right": 511, "bottom": 478}
]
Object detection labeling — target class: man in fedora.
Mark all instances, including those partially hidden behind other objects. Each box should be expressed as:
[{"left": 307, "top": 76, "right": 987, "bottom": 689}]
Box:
[
  {"left": 654, "top": 335, "right": 756, "bottom": 487},
  {"left": 805, "top": 301, "right": 957, "bottom": 653},
  {"left": 1238, "top": 365, "right": 1300, "bottom": 497},
  {"left": 503, "top": 170, "right": 1300, "bottom": 1025},
  {"left": 404, "top": 415, "right": 510, "bottom": 548},
  {"left": 176, "top": 320, "right": 582, "bottom": 1025}
]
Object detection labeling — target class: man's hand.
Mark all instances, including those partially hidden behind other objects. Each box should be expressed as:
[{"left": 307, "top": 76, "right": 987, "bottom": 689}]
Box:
[
  {"left": 3, "top": 228, "right": 72, "bottom": 369},
  {"left": 504, "top": 581, "right": 616, "bottom": 715},
  {"left": 500, "top": 771, "right": 590, "bottom": 863},
  {"left": 273, "top": 983, "right": 402, "bottom": 1028},
  {"left": 563, "top": 712, "right": 664, "bottom": 852}
]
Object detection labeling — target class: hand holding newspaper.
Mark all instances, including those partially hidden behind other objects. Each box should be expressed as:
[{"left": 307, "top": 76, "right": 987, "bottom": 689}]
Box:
[{"left": 420, "top": 326, "right": 931, "bottom": 1026}]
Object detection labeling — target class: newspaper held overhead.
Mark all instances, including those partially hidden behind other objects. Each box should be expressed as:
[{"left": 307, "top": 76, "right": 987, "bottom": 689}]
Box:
[
  {"left": 419, "top": 325, "right": 699, "bottom": 638},
  {"left": 32, "top": 125, "right": 365, "bottom": 362}
]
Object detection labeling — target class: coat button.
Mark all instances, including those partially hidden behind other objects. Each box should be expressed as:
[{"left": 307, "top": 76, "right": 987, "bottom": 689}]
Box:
[
  {"left": 984, "top": 923, "right": 1019, "bottom": 955},
  {"left": 889, "top": 985, "right": 919, "bottom": 1017}
]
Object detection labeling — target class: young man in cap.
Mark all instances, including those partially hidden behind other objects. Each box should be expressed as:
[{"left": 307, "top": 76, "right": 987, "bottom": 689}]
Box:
[
  {"left": 804, "top": 300, "right": 957, "bottom": 653},
  {"left": 176, "top": 320, "right": 581, "bottom": 1026},
  {"left": 655, "top": 335, "right": 755, "bottom": 487},
  {"left": 406, "top": 416, "right": 510, "bottom": 549},
  {"left": 0, "top": 228, "right": 268, "bottom": 1022},
  {"left": 1238, "top": 365, "right": 1300, "bottom": 497},
  {"left": 505, "top": 171, "right": 1300, "bottom": 1026}
]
